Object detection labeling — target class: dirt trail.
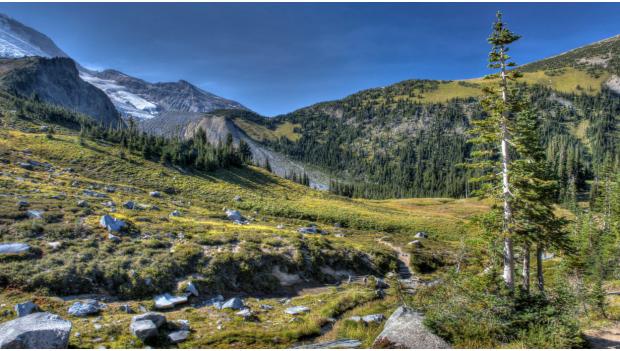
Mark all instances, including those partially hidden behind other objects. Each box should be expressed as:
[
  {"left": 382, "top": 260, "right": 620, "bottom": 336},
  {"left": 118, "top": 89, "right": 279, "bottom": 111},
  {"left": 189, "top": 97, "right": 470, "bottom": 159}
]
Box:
[
  {"left": 584, "top": 323, "right": 620, "bottom": 348},
  {"left": 376, "top": 238, "right": 414, "bottom": 281}
]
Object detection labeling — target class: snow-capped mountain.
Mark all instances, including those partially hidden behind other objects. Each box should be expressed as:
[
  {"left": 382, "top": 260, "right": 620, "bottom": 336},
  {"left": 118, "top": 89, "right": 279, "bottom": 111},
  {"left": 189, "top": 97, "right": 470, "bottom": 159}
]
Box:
[
  {"left": 80, "top": 69, "right": 247, "bottom": 120},
  {"left": 0, "top": 13, "right": 68, "bottom": 58},
  {"left": 0, "top": 12, "right": 248, "bottom": 121}
]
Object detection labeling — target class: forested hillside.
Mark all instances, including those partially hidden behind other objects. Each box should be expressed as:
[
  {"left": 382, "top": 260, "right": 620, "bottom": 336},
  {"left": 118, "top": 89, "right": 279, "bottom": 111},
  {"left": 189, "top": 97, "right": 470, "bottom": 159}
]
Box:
[{"left": 250, "top": 36, "right": 620, "bottom": 199}]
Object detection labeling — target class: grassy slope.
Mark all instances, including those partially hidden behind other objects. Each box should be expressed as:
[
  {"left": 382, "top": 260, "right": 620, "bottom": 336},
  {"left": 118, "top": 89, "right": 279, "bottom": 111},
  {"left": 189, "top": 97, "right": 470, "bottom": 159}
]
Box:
[{"left": 0, "top": 124, "right": 487, "bottom": 348}]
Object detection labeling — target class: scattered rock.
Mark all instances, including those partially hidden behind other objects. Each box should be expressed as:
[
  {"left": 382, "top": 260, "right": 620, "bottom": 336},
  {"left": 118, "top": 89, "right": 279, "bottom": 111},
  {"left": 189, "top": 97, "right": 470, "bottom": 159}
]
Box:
[
  {"left": 362, "top": 314, "right": 385, "bottom": 323},
  {"left": 0, "top": 242, "right": 31, "bottom": 255},
  {"left": 99, "top": 215, "right": 126, "bottom": 232},
  {"left": 170, "top": 210, "right": 181, "bottom": 217},
  {"left": 130, "top": 320, "right": 158, "bottom": 342},
  {"left": 67, "top": 300, "right": 104, "bottom": 317},
  {"left": 375, "top": 279, "right": 389, "bottom": 289},
  {"left": 285, "top": 306, "right": 310, "bottom": 315},
  {"left": 47, "top": 241, "right": 62, "bottom": 250},
  {"left": 77, "top": 200, "right": 88, "bottom": 207},
  {"left": 14, "top": 301, "right": 39, "bottom": 317},
  {"left": 185, "top": 282, "right": 199, "bottom": 297},
  {"left": 108, "top": 233, "right": 121, "bottom": 243},
  {"left": 174, "top": 320, "right": 190, "bottom": 331},
  {"left": 415, "top": 232, "right": 428, "bottom": 239},
  {"left": 16, "top": 200, "right": 29, "bottom": 208},
  {"left": 221, "top": 297, "right": 244, "bottom": 310},
  {"left": 154, "top": 293, "right": 188, "bottom": 310},
  {"left": 123, "top": 201, "right": 136, "bottom": 209},
  {"left": 149, "top": 191, "right": 161, "bottom": 198},
  {"left": 296, "top": 339, "right": 362, "bottom": 349},
  {"left": 119, "top": 304, "right": 134, "bottom": 314},
  {"left": 0, "top": 312, "right": 72, "bottom": 348},
  {"left": 225, "top": 210, "right": 248, "bottom": 225},
  {"left": 26, "top": 210, "right": 43, "bottom": 219},
  {"left": 372, "top": 306, "right": 449, "bottom": 348},
  {"left": 104, "top": 186, "right": 116, "bottom": 193},
  {"left": 233, "top": 195, "right": 242, "bottom": 202},
  {"left": 260, "top": 304, "right": 274, "bottom": 311},
  {"left": 276, "top": 224, "right": 285, "bottom": 229},
  {"left": 83, "top": 190, "right": 107, "bottom": 198},
  {"left": 235, "top": 308, "right": 254, "bottom": 320},
  {"left": 167, "top": 330, "right": 190, "bottom": 343},
  {"left": 18, "top": 162, "right": 33, "bottom": 170},
  {"left": 102, "top": 201, "right": 116, "bottom": 208}
]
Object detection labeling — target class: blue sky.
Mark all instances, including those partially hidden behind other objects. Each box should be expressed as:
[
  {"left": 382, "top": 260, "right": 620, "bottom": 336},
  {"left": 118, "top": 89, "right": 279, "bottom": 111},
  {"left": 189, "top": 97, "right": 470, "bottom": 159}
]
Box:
[{"left": 1, "top": 3, "right": 619, "bottom": 116}]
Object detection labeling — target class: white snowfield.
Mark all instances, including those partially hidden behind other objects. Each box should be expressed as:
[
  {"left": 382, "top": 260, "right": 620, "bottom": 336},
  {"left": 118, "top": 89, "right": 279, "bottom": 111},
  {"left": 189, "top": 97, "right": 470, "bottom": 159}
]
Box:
[
  {"left": 80, "top": 72, "right": 159, "bottom": 119},
  {"left": 0, "top": 19, "right": 49, "bottom": 58}
]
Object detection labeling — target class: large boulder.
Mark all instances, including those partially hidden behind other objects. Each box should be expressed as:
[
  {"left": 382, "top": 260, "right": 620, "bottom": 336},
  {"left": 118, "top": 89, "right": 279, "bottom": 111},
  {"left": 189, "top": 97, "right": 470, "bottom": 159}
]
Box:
[
  {"left": 372, "top": 306, "right": 449, "bottom": 349},
  {"left": 0, "top": 312, "right": 72, "bottom": 348},
  {"left": 99, "top": 215, "right": 126, "bottom": 232},
  {"left": 168, "top": 330, "right": 190, "bottom": 343},
  {"left": 67, "top": 299, "right": 104, "bottom": 317},
  {"left": 0, "top": 243, "right": 30, "bottom": 255},
  {"left": 131, "top": 312, "right": 166, "bottom": 328}
]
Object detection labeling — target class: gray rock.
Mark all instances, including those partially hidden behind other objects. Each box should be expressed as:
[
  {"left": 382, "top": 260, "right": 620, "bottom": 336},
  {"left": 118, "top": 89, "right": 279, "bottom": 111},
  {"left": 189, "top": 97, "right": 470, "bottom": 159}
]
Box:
[
  {"left": 375, "top": 279, "right": 389, "bottom": 289},
  {"left": 154, "top": 294, "right": 188, "bottom": 310},
  {"left": 185, "top": 282, "right": 199, "bottom": 297},
  {"left": 298, "top": 226, "right": 319, "bottom": 234},
  {"left": 235, "top": 308, "right": 253, "bottom": 319},
  {"left": 408, "top": 240, "right": 422, "bottom": 247},
  {"left": 67, "top": 300, "right": 104, "bottom": 317},
  {"left": 47, "top": 241, "right": 62, "bottom": 250},
  {"left": 16, "top": 200, "right": 29, "bottom": 207},
  {"left": 131, "top": 312, "right": 166, "bottom": 328},
  {"left": 170, "top": 210, "right": 181, "bottom": 217},
  {"left": 233, "top": 195, "right": 242, "bottom": 202},
  {"left": 167, "top": 330, "right": 189, "bottom": 343},
  {"left": 104, "top": 186, "right": 116, "bottom": 193},
  {"left": 83, "top": 190, "right": 107, "bottom": 198},
  {"left": 285, "top": 306, "right": 310, "bottom": 315},
  {"left": 149, "top": 191, "right": 161, "bottom": 198},
  {"left": 119, "top": 304, "right": 134, "bottom": 314},
  {"left": 276, "top": 224, "right": 285, "bottom": 229},
  {"left": 14, "top": 301, "right": 38, "bottom": 317},
  {"left": 26, "top": 210, "right": 43, "bottom": 219},
  {"left": 225, "top": 210, "right": 248, "bottom": 225},
  {"left": 296, "top": 339, "right": 362, "bottom": 349},
  {"left": 361, "top": 314, "right": 385, "bottom": 323},
  {"left": 415, "top": 231, "right": 428, "bottom": 239},
  {"left": 108, "top": 233, "right": 121, "bottom": 243},
  {"left": 99, "top": 215, "right": 126, "bottom": 232},
  {"left": 18, "top": 162, "right": 33, "bottom": 170},
  {"left": 372, "top": 306, "right": 449, "bottom": 349},
  {"left": 221, "top": 297, "right": 244, "bottom": 310},
  {"left": 0, "top": 243, "right": 30, "bottom": 255},
  {"left": 123, "top": 201, "right": 136, "bottom": 209},
  {"left": 77, "top": 200, "right": 88, "bottom": 207},
  {"left": 260, "top": 304, "right": 274, "bottom": 310},
  {"left": 102, "top": 201, "right": 116, "bottom": 208},
  {"left": 130, "top": 320, "right": 158, "bottom": 341},
  {"left": 0, "top": 312, "right": 72, "bottom": 348},
  {"left": 175, "top": 319, "right": 190, "bottom": 331}
]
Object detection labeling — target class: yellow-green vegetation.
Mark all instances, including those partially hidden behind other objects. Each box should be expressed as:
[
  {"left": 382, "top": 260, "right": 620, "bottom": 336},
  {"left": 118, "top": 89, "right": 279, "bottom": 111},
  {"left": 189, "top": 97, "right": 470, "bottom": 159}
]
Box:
[
  {"left": 234, "top": 118, "right": 301, "bottom": 142},
  {"left": 0, "top": 121, "right": 489, "bottom": 348}
]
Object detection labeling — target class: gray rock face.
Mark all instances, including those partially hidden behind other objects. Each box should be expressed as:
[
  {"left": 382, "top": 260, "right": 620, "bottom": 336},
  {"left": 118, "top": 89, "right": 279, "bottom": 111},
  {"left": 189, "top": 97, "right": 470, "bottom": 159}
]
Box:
[
  {"left": 0, "top": 312, "right": 72, "bottom": 348},
  {"left": 0, "top": 242, "right": 30, "bottom": 255},
  {"left": 14, "top": 301, "right": 38, "bottom": 317},
  {"left": 372, "top": 306, "right": 449, "bottom": 349},
  {"left": 99, "top": 215, "right": 126, "bottom": 232},
  {"left": 67, "top": 299, "right": 104, "bottom": 317},
  {"left": 0, "top": 57, "right": 122, "bottom": 126},
  {"left": 296, "top": 339, "right": 362, "bottom": 349}
]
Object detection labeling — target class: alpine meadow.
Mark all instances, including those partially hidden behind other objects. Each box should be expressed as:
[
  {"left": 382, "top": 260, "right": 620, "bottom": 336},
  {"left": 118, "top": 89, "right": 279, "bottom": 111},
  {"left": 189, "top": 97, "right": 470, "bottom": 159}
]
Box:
[{"left": 0, "top": 4, "right": 619, "bottom": 350}]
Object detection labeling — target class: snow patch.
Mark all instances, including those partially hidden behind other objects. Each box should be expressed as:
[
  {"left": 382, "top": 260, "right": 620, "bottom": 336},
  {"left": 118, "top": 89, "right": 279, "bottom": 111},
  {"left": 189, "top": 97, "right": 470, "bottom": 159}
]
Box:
[{"left": 605, "top": 75, "right": 620, "bottom": 95}]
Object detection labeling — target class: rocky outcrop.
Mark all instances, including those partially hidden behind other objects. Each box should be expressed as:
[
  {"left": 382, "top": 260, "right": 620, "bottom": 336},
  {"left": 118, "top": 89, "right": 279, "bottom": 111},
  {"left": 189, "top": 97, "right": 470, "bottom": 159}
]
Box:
[
  {"left": 0, "top": 312, "right": 72, "bottom": 348},
  {"left": 0, "top": 57, "right": 122, "bottom": 126},
  {"left": 372, "top": 306, "right": 449, "bottom": 349}
]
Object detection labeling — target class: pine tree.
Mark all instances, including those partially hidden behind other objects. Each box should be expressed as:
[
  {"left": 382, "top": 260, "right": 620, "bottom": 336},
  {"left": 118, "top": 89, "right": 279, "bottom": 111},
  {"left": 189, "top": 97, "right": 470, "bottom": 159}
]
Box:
[{"left": 468, "top": 11, "right": 522, "bottom": 290}]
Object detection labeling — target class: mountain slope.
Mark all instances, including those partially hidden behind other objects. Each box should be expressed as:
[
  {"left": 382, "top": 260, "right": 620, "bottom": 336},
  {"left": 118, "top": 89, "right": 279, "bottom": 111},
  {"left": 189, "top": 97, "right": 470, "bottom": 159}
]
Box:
[
  {"left": 80, "top": 69, "right": 248, "bottom": 120},
  {"left": 0, "top": 56, "right": 122, "bottom": 126},
  {"left": 0, "top": 12, "right": 249, "bottom": 123},
  {"left": 247, "top": 34, "right": 620, "bottom": 198}
]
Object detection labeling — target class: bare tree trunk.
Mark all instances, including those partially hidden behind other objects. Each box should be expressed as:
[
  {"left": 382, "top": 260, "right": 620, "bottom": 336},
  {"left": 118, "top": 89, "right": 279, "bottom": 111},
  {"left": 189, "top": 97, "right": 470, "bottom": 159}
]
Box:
[
  {"left": 499, "top": 47, "right": 515, "bottom": 290},
  {"left": 522, "top": 242, "right": 530, "bottom": 292},
  {"left": 536, "top": 243, "right": 544, "bottom": 293}
]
